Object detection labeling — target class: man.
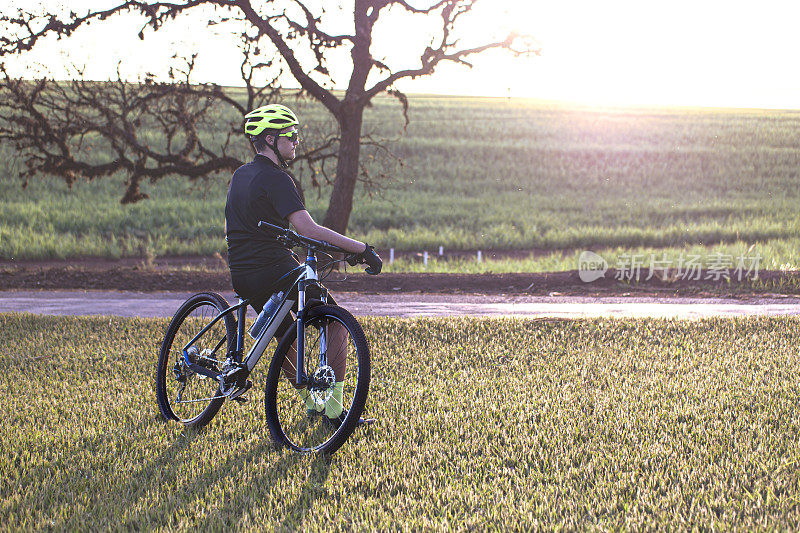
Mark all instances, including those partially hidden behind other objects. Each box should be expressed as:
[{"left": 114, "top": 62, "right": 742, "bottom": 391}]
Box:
[{"left": 225, "top": 103, "right": 381, "bottom": 427}]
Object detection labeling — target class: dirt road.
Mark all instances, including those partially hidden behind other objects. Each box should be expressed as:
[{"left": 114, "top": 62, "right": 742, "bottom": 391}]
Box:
[{"left": 1, "top": 290, "right": 798, "bottom": 319}]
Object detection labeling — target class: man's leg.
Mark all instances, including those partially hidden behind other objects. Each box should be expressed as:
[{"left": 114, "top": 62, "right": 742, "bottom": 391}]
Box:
[
  {"left": 281, "top": 321, "right": 349, "bottom": 416},
  {"left": 282, "top": 341, "right": 320, "bottom": 412},
  {"left": 280, "top": 321, "right": 348, "bottom": 378},
  {"left": 324, "top": 322, "right": 348, "bottom": 417}
]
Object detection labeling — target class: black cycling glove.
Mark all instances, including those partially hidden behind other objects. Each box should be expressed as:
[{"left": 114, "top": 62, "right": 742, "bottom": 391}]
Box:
[
  {"left": 362, "top": 245, "right": 382, "bottom": 275},
  {"left": 347, "top": 244, "right": 382, "bottom": 274}
]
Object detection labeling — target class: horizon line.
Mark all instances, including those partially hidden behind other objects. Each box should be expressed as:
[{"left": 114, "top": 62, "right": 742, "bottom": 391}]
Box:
[{"left": 11, "top": 76, "right": 800, "bottom": 112}]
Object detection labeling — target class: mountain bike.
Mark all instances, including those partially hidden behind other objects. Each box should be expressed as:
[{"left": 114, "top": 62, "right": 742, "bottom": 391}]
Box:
[{"left": 155, "top": 221, "right": 380, "bottom": 454}]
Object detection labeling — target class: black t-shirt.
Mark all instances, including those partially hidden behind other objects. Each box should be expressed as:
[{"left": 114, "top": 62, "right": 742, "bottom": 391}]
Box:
[{"left": 225, "top": 155, "right": 305, "bottom": 273}]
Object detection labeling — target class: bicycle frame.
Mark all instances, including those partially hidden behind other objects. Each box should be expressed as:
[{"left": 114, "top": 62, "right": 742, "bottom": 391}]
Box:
[{"left": 179, "top": 247, "right": 328, "bottom": 388}]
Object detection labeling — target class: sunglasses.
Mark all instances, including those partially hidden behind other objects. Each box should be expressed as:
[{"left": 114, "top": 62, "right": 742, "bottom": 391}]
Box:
[{"left": 277, "top": 130, "right": 299, "bottom": 143}]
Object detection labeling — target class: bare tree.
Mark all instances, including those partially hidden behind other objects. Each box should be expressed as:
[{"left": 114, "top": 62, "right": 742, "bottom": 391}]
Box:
[
  {"left": 1, "top": 0, "right": 536, "bottom": 232},
  {"left": 0, "top": 37, "right": 339, "bottom": 204}
]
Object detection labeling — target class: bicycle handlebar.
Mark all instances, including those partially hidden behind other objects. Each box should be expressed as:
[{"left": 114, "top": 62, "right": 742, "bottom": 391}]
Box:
[
  {"left": 258, "top": 220, "right": 382, "bottom": 275},
  {"left": 258, "top": 220, "right": 350, "bottom": 255}
]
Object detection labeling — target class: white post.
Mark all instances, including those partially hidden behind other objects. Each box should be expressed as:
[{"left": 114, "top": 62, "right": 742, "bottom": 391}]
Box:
[
  {"left": 477, "top": 250, "right": 482, "bottom": 263},
  {"left": 390, "top": 248, "right": 395, "bottom": 264},
  {"left": 438, "top": 246, "right": 444, "bottom": 256},
  {"left": 423, "top": 251, "right": 428, "bottom": 267}
]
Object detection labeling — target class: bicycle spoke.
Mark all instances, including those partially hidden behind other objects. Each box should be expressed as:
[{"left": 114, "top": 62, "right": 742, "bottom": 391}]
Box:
[
  {"left": 209, "top": 336, "right": 226, "bottom": 359},
  {"left": 326, "top": 391, "right": 346, "bottom": 413},
  {"left": 284, "top": 353, "right": 298, "bottom": 373}
]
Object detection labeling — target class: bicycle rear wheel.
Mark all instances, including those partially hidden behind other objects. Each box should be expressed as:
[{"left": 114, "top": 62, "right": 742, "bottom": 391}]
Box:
[
  {"left": 155, "top": 292, "right": 235, "bottom": 429},
  {"left": 265, "top": 305, "right": 371, "bottom": 454}
]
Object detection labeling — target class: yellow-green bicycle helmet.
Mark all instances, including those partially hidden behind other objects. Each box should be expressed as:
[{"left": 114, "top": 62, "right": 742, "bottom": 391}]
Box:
[
  {"left": 244, "top": 104, "right": 299, "bottom": 136},
  {"left": 244, "top": 104, "right": 300, "bottom": 167}
]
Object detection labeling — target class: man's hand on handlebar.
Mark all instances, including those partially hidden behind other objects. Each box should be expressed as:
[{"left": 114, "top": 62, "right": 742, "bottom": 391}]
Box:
[
  {"left": 346, "top": 244, "right": 382, "bottom": 275},
  {"left": 260, "top": 220, "right": 382, "bottom": 275},
  {"left": 362, "top": 245, "right": 383, "bottom": 275}
]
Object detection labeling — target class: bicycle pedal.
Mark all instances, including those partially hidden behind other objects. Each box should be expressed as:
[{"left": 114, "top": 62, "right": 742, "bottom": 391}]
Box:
[{"left": 231, "top": 396, "right": 248, "bottom": 403}]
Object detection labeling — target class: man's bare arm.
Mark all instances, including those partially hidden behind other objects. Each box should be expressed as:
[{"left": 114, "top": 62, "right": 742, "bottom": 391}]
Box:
[{"left": 287, "top": 210, "right": 367, "bottom": 254}]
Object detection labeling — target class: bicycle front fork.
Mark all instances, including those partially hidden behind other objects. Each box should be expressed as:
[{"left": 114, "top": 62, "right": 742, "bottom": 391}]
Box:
[
  {"left": 296, "top": 281, "right": 307, "bottom": 387},
  {"left": 295, "top": 278, "right": 329, "bottom": 387}
]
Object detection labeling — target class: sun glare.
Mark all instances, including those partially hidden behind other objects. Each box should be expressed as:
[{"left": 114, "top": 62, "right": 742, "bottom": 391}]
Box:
[
  {"left": 4, "top": 0, "right": 800, "bottom": 109},
  {"left": 421, "top": 0, "right": 800, "bottom": 109}
]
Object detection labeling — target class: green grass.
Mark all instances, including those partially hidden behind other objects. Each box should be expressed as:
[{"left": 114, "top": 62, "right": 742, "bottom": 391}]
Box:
[
  {"left": 382, "top": 239, "right": 796, "bottom": 274},
  {"left": 2, "top": 313, "right": 800, "bottom": 529},
  {"left": 2, "top": 93, "right": 800, "bottom": 269}
]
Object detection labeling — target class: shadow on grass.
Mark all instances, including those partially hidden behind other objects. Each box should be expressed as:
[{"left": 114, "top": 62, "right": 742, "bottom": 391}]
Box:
[
  {"left": 4, "top": 413, "right": 334, "bottom": 530},
  {"left": 115, "top": 429, "right": 332, "bottom": 530}
]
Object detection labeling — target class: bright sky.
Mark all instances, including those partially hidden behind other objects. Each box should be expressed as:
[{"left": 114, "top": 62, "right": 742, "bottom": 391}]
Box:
[{"left": 5, "top": 0, "right": 800, "bottom": 109}]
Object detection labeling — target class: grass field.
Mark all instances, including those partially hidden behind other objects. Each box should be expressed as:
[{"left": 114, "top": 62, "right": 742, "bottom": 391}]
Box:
[
  {"left": 2, "top": 93, "right": 800, "bottom": 271},
  {"left": 2, "top": 313, "right": 800, "bottom": 529}
]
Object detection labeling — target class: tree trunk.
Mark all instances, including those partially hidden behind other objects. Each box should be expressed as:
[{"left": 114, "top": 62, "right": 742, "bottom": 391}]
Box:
[
  {"left": 322, "top": 106, "right": 364, "bottom": 234},
  {"left": 121, "top": 174, "right": 149, "bottom": 204}
]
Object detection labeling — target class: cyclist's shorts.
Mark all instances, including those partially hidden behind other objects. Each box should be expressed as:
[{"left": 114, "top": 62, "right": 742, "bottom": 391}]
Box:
[{"left": 230, "top": 256, "right": 336, "bottom": 339}]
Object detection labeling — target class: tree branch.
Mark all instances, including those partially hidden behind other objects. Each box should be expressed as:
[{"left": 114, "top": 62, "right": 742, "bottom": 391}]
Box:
[
  {"left": 288, "top": 0, "right": 354, "bottom": 47},
  {"left": 384, "top": 0, "right": 450, "bottom": 14},
  {"left": 0, "top": 1, "right": 238, "bottom": 56},
  {"left": 233, "top": 0, "right": 342, "bottom": 118},
  {"left": 0, "top": 59, "right": 244, "bottom": 203},
  {"left": 362, "top": 0, "right": 539, "bottom": 102}
]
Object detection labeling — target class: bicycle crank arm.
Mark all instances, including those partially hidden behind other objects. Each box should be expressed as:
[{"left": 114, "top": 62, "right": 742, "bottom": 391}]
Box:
[{"left": 175, "top": 394, "right": 226, "bottom": 404}]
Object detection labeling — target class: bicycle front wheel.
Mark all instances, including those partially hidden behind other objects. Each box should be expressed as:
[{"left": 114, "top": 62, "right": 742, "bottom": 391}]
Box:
[
  {"left": 155, "top": 292, "right": 235, "bottom": 428},
  {"left": 265, "top": 305, "right": 371, "bottom": 454}
]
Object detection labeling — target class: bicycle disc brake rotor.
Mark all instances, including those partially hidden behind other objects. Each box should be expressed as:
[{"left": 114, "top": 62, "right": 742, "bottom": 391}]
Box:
[{"left": 309, "top": 365, "right": 336, "bottom": 405}]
